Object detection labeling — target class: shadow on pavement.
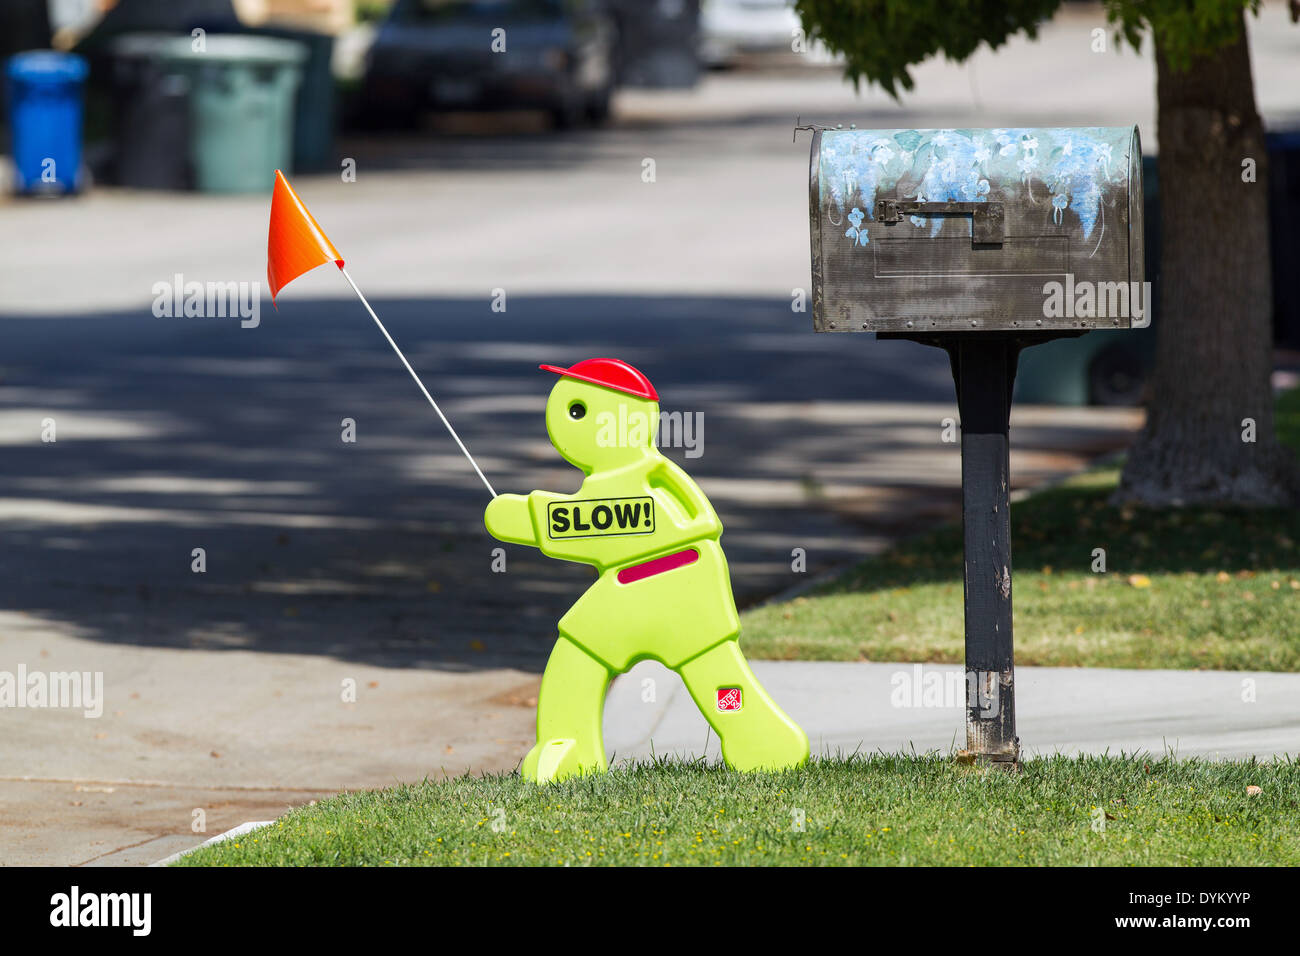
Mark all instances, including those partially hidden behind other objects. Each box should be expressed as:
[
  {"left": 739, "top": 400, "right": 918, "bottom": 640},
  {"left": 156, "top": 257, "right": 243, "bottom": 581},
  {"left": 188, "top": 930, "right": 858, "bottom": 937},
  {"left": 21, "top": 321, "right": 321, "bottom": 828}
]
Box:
[{"left": 0, "top": 294, "right": 1135, "bottom": 672}]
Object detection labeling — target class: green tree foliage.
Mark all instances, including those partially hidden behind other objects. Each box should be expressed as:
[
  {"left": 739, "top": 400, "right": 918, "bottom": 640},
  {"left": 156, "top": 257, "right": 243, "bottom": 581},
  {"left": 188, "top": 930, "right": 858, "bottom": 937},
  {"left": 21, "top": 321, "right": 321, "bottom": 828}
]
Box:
[
  {"left": 1106, "top": 0, "right": 1262, "bottom": 70},
  {"left": 794, "top": 0, "right": 1063, "bottom": 96},
  {"left": 795, "top": 0, "right": 1263, "bottom": 94}
]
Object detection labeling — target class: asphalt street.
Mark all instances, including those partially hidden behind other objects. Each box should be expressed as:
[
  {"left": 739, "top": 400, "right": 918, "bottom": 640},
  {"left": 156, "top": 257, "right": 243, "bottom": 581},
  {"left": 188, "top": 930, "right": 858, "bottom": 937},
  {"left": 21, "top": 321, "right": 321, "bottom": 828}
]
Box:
[{"left": 0, "top": 296, "right": 1140, "bottom": 670}]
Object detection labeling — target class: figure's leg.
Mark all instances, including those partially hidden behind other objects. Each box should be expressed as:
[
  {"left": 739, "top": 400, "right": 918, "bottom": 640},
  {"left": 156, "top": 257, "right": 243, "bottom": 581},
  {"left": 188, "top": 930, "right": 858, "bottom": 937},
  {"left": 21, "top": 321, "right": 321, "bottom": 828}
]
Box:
[
  {"left": 677, "top": 639, "right": 809, "bottom": 772},
  {"left": 521, "top": 634, "right": 613, "bottom": 784}
]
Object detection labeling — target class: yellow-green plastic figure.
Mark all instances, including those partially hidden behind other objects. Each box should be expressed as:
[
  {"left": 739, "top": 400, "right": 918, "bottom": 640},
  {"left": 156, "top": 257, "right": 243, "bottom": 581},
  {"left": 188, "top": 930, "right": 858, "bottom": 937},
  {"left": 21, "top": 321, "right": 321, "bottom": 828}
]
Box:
[{"left": 484, "top": 358, "right": 810, "bottom": 784}]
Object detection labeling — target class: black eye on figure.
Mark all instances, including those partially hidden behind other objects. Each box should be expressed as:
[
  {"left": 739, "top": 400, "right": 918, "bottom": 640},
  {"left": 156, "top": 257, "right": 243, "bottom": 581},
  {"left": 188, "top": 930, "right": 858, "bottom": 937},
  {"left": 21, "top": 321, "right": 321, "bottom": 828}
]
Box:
[{"left": 568, "top": 402, "right": 586, "bottom": 420}]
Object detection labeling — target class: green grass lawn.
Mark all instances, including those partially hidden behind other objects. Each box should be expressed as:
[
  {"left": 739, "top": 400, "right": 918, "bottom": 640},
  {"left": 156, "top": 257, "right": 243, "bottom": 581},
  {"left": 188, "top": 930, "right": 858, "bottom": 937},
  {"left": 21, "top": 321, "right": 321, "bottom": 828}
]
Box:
[
  {"left": 177, "top": 755, "right": 1299, "bottom": 866},
  {"left": 741, "top": 388, "right": 1300, "bottom": 670}
]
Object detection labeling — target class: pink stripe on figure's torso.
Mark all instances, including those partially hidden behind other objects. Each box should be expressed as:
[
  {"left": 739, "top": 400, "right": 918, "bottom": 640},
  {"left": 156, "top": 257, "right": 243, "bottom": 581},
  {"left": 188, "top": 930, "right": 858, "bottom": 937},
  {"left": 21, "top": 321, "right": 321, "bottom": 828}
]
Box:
[{"left": 616, "top": 548, "right": 700, "bottom": 584}]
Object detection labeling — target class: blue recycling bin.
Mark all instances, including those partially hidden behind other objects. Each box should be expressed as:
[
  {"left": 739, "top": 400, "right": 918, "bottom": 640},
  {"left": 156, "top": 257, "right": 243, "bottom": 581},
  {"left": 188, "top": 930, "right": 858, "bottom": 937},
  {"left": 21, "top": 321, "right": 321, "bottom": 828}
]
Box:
[{"left": 5, "top": 51, "right": 89, "bottom": 195}]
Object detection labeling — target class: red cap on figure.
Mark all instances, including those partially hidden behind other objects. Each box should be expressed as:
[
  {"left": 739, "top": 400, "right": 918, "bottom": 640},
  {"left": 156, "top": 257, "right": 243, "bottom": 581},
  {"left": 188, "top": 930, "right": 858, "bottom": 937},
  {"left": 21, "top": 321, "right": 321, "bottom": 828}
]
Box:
[{"left": 539, "top": 358, "right": 659, "bottom": 401}]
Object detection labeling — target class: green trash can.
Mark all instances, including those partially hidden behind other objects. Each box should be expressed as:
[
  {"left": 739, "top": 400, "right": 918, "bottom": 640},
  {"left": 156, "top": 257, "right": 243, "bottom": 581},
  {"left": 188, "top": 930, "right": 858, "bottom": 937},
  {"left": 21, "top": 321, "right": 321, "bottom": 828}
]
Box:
[
  {"left": 161, "top": 34, "right": 306, "bottom": 193},
  {"left": 251, "top": 29, "right": 334, "bottom": 173}
]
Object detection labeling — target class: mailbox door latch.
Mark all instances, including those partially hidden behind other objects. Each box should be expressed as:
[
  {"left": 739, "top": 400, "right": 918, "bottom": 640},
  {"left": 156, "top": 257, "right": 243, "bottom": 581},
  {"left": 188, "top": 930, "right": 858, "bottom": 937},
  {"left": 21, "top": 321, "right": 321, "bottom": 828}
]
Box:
[{"left": 879, "top": 200, "right": 1005, "bottom": 244}]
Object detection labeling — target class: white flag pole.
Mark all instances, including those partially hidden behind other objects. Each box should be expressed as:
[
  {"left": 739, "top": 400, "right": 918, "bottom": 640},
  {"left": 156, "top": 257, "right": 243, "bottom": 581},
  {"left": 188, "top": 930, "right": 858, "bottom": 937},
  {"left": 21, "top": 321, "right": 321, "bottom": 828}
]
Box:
[{"left": 339, "top": 267, "right": 497, "bottom": 499}]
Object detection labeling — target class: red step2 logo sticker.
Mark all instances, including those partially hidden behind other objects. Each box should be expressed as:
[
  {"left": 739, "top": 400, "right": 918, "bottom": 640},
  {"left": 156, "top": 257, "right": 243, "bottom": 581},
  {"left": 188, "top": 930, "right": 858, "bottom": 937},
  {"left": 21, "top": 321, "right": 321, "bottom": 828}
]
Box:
[{"left": 716, "top": 687, "right": 742, "bottom": 712}]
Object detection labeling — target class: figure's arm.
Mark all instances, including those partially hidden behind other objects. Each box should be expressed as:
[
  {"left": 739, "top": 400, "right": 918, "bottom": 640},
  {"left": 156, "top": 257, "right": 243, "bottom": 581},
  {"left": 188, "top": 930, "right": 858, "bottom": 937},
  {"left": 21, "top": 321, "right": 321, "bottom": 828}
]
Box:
[
  {"left": 484, "top": 493, "right": 539, "bottom": 546},
  {"left": 649, "top": 460, "right": 722, "bottom": 540},
  {"left": 526, "top": 491, "right": 600, "bottom": 563}
]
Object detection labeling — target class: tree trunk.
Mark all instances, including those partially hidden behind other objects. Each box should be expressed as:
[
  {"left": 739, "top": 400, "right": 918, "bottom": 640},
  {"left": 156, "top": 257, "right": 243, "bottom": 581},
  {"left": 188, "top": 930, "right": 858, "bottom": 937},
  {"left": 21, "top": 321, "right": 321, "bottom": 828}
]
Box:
[{"left": 1114, "top": 8, "right": 1300, "bottom": 507}]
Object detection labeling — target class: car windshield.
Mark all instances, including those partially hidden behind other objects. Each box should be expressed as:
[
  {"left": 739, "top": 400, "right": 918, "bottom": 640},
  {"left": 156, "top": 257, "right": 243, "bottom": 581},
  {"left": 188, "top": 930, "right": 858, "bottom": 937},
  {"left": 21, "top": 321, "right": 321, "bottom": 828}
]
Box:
[{"left": 398, "top": 0, "right": 565, "bottom": 22}]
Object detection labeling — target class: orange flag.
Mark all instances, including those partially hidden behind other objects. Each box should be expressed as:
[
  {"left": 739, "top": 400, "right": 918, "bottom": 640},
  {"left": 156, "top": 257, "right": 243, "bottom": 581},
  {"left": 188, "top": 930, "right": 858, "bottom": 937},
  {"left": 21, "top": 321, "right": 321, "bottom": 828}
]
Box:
[
  {"left": 267, "top": 169, "right": 344, "bottom": 304},
  {"left": 262, "top": 169, "right": 497, "bottom": 497}
]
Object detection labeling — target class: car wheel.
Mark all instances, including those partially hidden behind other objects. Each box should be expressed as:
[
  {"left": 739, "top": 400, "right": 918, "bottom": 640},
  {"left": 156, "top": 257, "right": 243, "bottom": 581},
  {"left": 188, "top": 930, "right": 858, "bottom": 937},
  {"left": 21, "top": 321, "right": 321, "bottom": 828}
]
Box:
[
  {"left": 357, "top": 83, "right": 419, "bottom": 130},
  {"left": 1088, "top": 343, "right": 1146, "bottom": 406},
  {"left": 549, "top": 97, "right": 584, "bottom": 130},
  {"left": 584, "top": 86, "right": 613, "bottom": 125}
]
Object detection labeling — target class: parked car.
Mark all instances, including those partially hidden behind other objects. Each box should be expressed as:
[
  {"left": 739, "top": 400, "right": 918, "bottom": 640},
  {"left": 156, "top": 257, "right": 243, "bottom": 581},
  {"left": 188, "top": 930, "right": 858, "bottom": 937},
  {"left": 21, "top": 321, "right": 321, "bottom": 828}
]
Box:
[
  {"left": 360, "top": 0, "right": 617, "bottom": 128},
  {"left": 606, "top": 0, "right": 701, "bottom": 89},
  {"left": 699, "top": 0, "right": 819, "bottom": 67},
  {"left": 1014, "top": 329, "right": 1156, "bottom": 407}
]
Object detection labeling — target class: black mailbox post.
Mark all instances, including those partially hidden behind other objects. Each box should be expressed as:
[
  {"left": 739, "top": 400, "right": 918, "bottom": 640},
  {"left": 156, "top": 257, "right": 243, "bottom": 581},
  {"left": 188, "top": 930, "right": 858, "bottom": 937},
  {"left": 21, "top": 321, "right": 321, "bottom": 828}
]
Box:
[{"left": 808, "top": 126, "right": 1146, "bottom": 766}]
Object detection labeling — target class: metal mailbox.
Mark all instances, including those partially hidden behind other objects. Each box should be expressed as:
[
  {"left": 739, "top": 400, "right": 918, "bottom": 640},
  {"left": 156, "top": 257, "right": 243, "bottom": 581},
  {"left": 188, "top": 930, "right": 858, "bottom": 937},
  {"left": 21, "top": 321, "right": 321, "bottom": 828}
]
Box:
[{"left": 808, "top": 126, "right": 1145, "bottom": 333}]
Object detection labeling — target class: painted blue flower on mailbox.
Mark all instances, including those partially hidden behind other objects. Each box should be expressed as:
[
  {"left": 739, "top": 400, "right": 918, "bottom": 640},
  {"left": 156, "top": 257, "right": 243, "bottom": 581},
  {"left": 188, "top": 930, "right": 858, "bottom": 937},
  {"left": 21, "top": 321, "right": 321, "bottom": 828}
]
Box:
[
  {"left": 845, "top": 207, "right": 869, "bottom": 245},
  {"left": 1051, "top": 192, "right": 1069, "bottom": 225},
  {"left": 819, "top": 127, "right": 1132, "bottom": 247}
]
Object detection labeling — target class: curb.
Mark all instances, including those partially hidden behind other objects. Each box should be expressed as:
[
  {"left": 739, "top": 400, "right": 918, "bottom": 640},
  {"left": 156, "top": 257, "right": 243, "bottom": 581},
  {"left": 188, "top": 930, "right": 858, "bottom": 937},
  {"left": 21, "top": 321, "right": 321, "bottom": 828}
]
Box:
[{"left": 151, "top": 820, "right": 275, "bottom": 867}]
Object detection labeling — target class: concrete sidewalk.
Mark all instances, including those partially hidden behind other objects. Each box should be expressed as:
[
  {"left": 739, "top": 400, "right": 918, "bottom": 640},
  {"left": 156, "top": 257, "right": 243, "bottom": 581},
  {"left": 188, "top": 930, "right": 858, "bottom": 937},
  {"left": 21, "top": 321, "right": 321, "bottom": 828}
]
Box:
[
  {"left": 0, "top": 612, "right": 539, "bottom": 866},
  {"left": 604, "top": 660, "right": 1300, "bottom": 763}
]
